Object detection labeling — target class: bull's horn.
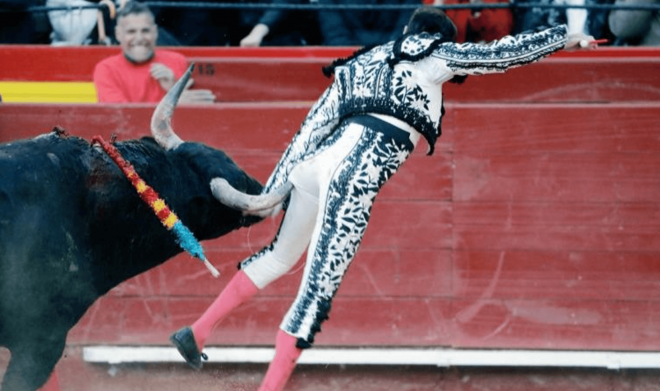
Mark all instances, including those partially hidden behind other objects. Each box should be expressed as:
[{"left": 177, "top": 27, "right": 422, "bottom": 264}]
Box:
[
  {"left": 151, "top": 63, "right": 194, "bottom": 150},
  {"left": 210, "top": 178, "right": 293, "bottom": 217}
]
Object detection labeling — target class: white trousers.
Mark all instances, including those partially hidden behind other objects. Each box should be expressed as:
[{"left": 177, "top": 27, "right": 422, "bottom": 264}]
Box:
[{"left": 242, "top": 115, "right": 417, "bottom": 348}]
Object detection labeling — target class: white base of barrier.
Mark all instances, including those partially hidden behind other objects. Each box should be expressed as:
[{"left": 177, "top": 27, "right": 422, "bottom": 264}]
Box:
[{"left": 82, "top": 346, "right": 660, "bottom": 369}]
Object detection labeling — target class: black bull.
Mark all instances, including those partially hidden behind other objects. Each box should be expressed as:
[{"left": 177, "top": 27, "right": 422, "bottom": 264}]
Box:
[{"left": 0, "top": 68, "right": 264, "bottom": 390}]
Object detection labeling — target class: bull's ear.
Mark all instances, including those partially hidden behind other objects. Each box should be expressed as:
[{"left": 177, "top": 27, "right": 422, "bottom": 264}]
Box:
[{"left": 151, "top": 63, "right": 195, "bottom": 150}]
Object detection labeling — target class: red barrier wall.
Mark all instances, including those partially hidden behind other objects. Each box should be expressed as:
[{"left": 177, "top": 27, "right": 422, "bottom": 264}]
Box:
[{"left": 2, "top": 102, "right": 658, "bottom": 351}]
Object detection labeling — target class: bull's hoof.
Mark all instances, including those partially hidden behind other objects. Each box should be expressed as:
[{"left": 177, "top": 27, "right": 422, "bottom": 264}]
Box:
[{"left": 170, "top": 327, "right": 208, "bottom": 370}]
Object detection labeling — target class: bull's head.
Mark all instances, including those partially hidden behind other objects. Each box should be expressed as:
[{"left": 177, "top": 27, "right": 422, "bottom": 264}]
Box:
[{"left": 151, "top": 64, "right": 291, "bottom": 218}]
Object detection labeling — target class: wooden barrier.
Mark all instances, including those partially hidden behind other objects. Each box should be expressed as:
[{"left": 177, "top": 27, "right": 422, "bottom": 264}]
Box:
[
  {"left": 2, "top": 102, "right": 658, "bottom": 351},
  {"left": 1, "top": 45, "right": 659, "bottom": 103}
]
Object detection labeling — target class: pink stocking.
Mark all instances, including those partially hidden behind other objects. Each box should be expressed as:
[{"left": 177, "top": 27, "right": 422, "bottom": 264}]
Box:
[
  {"left": 258, "top": 330, "right": 302, "bottom": 391},
  {"left": 191, "top": 270, "right": 259, "bottom": 348}
]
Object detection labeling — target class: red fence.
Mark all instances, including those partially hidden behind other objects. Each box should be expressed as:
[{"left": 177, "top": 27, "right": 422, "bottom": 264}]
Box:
[{"left": 2, "top": 99, "right": 659, "bottom": 351}]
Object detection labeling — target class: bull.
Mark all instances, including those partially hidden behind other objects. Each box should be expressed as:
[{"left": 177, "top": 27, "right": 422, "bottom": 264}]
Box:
[{"left": 0, "top": 66, "right": 263, "bottom": 390}]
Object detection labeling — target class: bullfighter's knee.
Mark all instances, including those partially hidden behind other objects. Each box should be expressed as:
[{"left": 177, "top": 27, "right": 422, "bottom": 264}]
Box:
[{"left": 242, "top": 250, "right": 300, "bottom": 289}]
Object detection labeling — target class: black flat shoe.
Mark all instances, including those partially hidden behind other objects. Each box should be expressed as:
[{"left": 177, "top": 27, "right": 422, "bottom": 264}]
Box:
[{"left": 170, "top": 326, "right": 208, "bottom": 370}]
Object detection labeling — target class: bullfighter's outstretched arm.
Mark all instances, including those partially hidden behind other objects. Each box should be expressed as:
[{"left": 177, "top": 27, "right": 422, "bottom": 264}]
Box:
[
  {"left": 391, "top": 24, "right": 571, "bottom": 82},
  {"left": 432, "top": 25, "right": 570, "bottom": 75}
]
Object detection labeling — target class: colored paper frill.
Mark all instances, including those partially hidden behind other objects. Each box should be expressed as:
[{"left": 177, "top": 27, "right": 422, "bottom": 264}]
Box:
[{"left": 92, "top": 136, "right": 220, "bottom": 278}]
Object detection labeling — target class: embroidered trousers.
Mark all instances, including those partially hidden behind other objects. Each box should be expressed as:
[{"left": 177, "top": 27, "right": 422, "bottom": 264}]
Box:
[{"left": 241, "top": 115, "right": 416, "bottom": 348}]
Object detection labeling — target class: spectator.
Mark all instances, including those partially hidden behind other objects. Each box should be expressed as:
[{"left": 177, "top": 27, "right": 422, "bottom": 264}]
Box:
[
  {"left": 431, "top": 0, "right": 514, "bottom": 43},
  {"left": 47, "top": 0, "right": 99, "bottom": 45},
  {"left": 608, "top": 0, "right": 660, "bottom": 45},
  {"left": 240, "top": 0, "right": 321, "bottom": 46},
  {"left": 93, "top": 1, "right": 215, "bottom": 103},
  {"left": 316, "top": 0, "right": 420, "bottom": 46},
  {"left": 47, "top": 0, "right": 148, "bottom": 46},
  {"left": 152, "top": 0, "right": 230, "bottom": 46},
  {"left": 513, "top": 0, "right": 613, "bottom": 41}
]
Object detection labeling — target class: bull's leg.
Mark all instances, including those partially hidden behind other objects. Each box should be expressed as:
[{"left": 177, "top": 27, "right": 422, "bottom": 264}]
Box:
[{"left": 1, "top": 336, "right": 65, "bottom": 391}]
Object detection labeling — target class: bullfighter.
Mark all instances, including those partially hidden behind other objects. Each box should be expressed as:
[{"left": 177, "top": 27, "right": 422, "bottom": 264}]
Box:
[{"left": 170, "top": 6, "right": 596, "bottom": 391}]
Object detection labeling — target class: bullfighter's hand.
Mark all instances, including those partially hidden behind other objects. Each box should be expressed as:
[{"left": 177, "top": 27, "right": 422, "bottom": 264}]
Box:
[{"left": 150, "top": 63, "right": 176, "bottom": 91}]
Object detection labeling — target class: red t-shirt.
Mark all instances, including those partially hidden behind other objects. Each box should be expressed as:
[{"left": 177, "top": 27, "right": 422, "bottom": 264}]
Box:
[{"left": 93, "top": 50, "right": 188, "bottom": 103}]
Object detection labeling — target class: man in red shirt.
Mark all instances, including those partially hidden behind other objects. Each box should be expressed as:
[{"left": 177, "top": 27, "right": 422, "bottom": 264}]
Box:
[{"left": 93, "top": 1, "right": 215, "bottom": 103}]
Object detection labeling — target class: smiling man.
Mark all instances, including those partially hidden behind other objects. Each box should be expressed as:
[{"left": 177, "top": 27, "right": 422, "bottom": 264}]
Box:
[{"left": 93, "top": 1, "right": 215, "bottom": 103}]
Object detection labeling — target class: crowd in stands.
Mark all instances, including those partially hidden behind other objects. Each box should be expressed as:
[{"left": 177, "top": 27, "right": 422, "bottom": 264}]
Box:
[{"left": 0, "top": 0, "right": 658, "bottom": 47}]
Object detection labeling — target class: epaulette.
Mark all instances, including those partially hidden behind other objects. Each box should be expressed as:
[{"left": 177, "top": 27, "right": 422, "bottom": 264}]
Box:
[{"left": 388, "top": 32, "right": 446, "bottom": 67}]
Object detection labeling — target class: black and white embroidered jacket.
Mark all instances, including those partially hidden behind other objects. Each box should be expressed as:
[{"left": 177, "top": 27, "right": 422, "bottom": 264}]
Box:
[{"left": 263, "top": 24, "right": 568, "bottom": 194}]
